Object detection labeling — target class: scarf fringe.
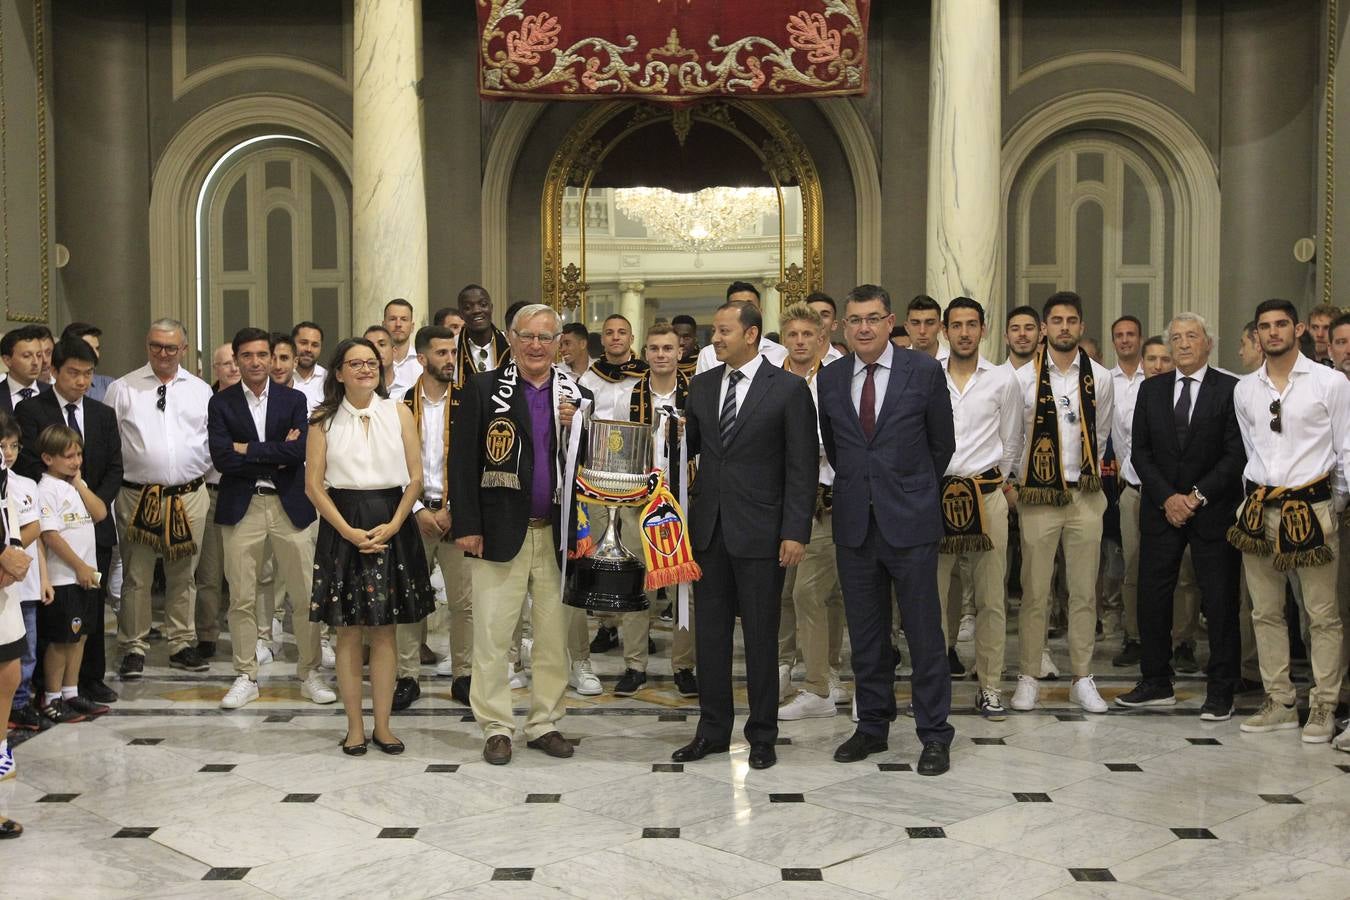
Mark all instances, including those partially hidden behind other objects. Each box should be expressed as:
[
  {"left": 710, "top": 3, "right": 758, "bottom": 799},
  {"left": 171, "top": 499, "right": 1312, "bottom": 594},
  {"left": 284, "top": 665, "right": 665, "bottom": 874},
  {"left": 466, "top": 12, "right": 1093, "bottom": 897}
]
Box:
[
  {"left": 1273, "top": 546, "right": 1335, "bottom": 572},
  {"left": 939, "top": 534, "right": 994, "bottom": 555},
  {"left": 1078, "top": 473, "right": 1102, "bottom": 493},
  {"left": 1226, "top": 525, "right": 1271, "bottom": 556},
  {"left": 124, "top": 525, "right": 164, "bottom": 550},
  {"left": 645, "top": 561, "right": 702, "bottom": 591},
  {"left": 1020, "top": 487, "right": 1071, "bottom": 507},
  {"left": 481, "top": 471, "right": 521, "bottom": 489},
  {"left": 570, "top": 535, "right": 595, "bottom": 559}
]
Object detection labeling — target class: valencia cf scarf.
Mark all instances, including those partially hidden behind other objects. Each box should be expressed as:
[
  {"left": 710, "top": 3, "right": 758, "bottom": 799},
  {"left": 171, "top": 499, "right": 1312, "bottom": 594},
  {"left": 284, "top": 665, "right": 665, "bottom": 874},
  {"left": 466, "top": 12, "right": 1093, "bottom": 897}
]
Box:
[
  {"left": 1226, "top": 475, "right": 1334, "bottom": 571},
  {"left": 478, "top": 363, "right": 583, "bottom": 491},
  {"left": 590, "top": 357, "right": 649, "bottom": 383},
  {"left": 628, "top": 371, "right": 689, "bottom": 426},
  {"left": 126, "top": 480, "right": 202, "bottom": 561},
  {"left": 1020, "top": 347, "right": 1101, "bottom": 506},
  {"left": 677, "top": 354, "right": 698, "bottom": 379},
  {"left": 405, "top": 385, "right": 453, "bottom": 498},
  {"left": 939, "top": 468, "right": 1003, "bottom": 553},
  {"left": 573, "top": 470, "right": 701, "bottom": 591}
]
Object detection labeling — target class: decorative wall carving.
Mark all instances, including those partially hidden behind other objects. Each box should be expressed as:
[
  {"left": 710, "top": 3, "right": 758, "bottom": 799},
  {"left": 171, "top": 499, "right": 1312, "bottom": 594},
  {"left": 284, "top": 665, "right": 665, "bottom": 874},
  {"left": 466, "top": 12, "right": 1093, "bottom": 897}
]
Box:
[{"left": 0, "top": 0, "right": 51, "bottom": 324}]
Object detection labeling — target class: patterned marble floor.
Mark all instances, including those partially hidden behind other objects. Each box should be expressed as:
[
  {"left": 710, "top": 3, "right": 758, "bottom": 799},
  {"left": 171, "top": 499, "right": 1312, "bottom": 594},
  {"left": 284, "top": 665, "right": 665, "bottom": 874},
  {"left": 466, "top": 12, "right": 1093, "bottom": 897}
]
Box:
[{"left": 3, "top": 616, "right": 1350, "bottom": 899}]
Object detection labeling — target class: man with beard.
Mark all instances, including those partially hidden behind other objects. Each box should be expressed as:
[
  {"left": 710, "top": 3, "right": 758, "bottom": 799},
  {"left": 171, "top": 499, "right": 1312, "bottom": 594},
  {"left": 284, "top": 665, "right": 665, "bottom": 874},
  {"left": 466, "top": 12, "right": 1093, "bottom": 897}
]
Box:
[
  {"left": 1001, "top": 306, "right": 1041, "bottom": 372},
  {"left": 455, "top": 284, "right": 510, "bottom": 386},
  {"left": 1107, "top": 315, "right": 1146, "bottom": 665},
  {"left": 694, "top": 283, "right": 787, "bottom": 373},
  {"left": 672, "top": 315, "right": 699, "bottom": 378},
  {"left": 396, "top": 326, "right": 474, "bottom": 710},
  {"left": 1306, "top": 303, "right": 1340, "bottom": 367},
  {"left": 290, "top": 322, "right": 326, "bottom": 415},
  {"left": 385, "top": 299, "right": 423, "bottom": 397}
]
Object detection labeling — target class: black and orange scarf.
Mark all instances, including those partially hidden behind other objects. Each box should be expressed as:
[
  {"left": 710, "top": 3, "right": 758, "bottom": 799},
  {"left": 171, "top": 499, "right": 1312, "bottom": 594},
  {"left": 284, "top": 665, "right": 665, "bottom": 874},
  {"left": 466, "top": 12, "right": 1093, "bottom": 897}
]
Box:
[
  {"left": 1227, "top": 475, "right": 1334, "bottom": 571},
  {"left": 1021, "top": 347, "right": 1101, "bottom": 506},
  {"left": 455, "top": 327, "right": 510, "bottom": 387},
  {"left": 404, "top": 384, "right": 453, "bottom": 498}
]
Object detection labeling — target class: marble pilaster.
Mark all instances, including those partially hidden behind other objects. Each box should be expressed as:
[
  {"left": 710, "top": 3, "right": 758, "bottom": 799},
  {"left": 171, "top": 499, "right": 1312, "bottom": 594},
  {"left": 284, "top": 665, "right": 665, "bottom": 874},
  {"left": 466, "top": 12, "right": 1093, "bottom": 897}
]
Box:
[
  {"left": 353, "top": 0, "right": 428, "bottom": 328},
  {"left": 759, "top": 275, "right": 782, "bottom": 335},
  {"left": 619, "top": 280, "right": 646, "bottom": 336},
  {"left": 925, "top": 0, "right": 1000, "bottom": 321}
]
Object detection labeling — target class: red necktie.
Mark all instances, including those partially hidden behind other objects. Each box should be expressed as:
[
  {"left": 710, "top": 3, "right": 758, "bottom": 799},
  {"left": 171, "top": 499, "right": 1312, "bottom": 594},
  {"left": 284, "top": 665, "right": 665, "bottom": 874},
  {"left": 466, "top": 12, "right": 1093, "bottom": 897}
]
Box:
[{"left": 860, "top": 363, "right": 877, "bottom": 441}]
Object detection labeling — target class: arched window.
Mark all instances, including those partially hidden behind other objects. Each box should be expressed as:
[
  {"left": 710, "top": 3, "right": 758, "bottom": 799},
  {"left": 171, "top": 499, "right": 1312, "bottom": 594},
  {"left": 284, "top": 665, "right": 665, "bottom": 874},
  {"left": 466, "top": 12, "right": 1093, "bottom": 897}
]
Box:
[
  {"left": 196, "top": 136, "right": 351, "bottom": 357},
  {"left": 1009, "top": 133, "right": 1170, "bottom": 349}
]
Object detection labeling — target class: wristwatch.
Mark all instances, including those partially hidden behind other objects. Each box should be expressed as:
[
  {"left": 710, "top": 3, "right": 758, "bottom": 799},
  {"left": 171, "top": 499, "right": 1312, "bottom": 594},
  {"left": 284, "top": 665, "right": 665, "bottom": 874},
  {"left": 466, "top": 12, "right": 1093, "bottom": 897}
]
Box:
[{"left": 1190, "top": 486, "right": 1207, "bottom": 507}]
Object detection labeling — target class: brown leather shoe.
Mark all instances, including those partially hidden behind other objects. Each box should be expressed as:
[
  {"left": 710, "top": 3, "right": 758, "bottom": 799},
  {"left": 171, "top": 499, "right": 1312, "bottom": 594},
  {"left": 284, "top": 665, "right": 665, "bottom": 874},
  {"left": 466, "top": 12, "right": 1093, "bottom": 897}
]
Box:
[
  {"left": 526, "top": 730, "right": 574, "bottom": 758},
  {"left": 483, "top": 735, "right": 512, "bottom": 765}
]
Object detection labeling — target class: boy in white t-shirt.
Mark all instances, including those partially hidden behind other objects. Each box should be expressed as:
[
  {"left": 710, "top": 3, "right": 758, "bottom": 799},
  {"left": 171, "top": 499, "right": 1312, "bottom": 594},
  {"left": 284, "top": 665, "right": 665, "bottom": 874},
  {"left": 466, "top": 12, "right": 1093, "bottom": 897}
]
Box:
[
  {"left": 0, "top": 414, "right": 49, "bottom": 732},
  {"left": 35, "top": 425, "right": 108, "bottom": 724}
]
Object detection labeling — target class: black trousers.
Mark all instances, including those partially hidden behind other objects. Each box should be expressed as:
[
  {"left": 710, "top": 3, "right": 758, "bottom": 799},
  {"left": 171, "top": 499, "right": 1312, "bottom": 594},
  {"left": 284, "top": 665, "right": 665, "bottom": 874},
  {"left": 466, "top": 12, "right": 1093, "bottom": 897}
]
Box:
[
  {"left": 693, "top": 519, "right": 785, "bottom": 747},
  {"left": 835, "top": 513, "right": 953, "bottom": 746},
  {"left": 1137, "top": 524, "right": 1240, "bottom": 686},
  {"left": 78, "top": 544, "right": 113, "bottom": 687}
]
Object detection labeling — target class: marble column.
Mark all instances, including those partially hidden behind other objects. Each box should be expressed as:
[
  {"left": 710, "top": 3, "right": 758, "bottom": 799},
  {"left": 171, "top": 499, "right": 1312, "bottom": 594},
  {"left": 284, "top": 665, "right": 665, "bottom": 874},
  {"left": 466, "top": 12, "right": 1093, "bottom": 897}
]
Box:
[
  {"left": 619, "top": 281, "right": 646, "bottom": 336},
  {"left": 925, "top": 0, "right": 1000, "bottom": 320},
  {"left": 760, "top": 275, "right": 782, "bottom": 336},
  {"left": 353, "top": 0, "right": 428, "bottom": 328}
]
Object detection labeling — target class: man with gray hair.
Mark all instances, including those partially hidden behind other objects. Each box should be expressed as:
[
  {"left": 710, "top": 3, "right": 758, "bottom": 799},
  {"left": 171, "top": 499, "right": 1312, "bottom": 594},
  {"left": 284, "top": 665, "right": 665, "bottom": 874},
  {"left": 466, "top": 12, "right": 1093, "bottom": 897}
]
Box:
[
  {"left": 1115, "top": 312, "right": 1246, "bottom": 719},
  {"left": 104, "top": 319, "right": 215, "bottom": 678}
]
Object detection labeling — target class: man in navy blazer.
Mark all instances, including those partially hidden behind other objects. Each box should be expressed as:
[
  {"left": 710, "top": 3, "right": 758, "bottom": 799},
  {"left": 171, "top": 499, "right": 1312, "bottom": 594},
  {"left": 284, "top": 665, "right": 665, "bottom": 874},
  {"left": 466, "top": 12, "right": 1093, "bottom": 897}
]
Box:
[
  {"left": 207, "top": 327, "right": 331, "bottom": 711},
  {"left": 818, "top": 285, "right": 956, "bottom": 775}
]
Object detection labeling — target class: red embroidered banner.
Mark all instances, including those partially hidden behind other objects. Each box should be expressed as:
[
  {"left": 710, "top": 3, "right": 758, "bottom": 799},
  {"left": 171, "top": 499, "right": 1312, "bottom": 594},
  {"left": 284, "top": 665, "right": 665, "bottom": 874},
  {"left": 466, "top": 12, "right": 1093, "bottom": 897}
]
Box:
[{"left": 477, "top": 1, "right": 870, "bottom": 102}]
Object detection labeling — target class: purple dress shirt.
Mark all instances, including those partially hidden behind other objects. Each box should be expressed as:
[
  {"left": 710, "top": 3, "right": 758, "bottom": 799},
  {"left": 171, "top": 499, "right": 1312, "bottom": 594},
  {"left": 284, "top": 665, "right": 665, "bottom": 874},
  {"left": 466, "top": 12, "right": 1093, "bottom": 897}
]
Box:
[{"left": 524, "top": 378, "right": 554, "bottom": 519}]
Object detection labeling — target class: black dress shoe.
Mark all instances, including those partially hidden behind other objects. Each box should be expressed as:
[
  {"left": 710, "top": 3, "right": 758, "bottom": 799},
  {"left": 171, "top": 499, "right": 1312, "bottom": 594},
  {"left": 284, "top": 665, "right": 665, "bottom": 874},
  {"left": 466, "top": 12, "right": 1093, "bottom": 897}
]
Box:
[
  {"left": 392, "top": 676, "right": 420, "bottom": 711},
  {"left": 450, "top": 675, "right": 471, "bottom": 706},
  {"left": 81, "top": 681, "right": 119, "bottom": 704},
  {"left": 671, "top": 736, "right": 729, "bottom": 762},
  {"left": 917, "top": 741, "right": 950, "bottom": 776},
  {"left": 118, "top": 653, "right": 144, "bottom": 680},
  {"left": 834, "top": 730, "right": 888, "bottom": 763},
  {"left": 748, "top": 742, "right": 777, "bottom": 769},
  {"left": 197, "top": 641, "right": 217, "bottom": 659}
]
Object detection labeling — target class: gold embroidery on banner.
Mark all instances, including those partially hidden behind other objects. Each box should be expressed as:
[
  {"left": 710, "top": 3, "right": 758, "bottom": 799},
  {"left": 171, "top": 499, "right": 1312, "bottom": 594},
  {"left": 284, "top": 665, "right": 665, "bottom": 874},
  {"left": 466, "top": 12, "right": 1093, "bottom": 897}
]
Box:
[
  {"left": 941, "top": 480, "right": 975, "bottom": 531},
  {"left": 1031, "top": 435, "right": 1058, "bottom": 486},
  {"left": 1281, "top": 500, "right": 1314, "bottom": 546},
  {"left": 486, "top": 418, "right": 517, "bottom": 465}
]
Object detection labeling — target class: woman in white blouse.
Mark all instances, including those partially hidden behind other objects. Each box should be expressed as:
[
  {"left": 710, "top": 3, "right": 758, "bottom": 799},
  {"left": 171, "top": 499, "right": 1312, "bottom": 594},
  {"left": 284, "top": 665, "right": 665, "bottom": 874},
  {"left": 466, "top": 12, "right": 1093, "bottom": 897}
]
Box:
[{"left": 306, "top": 337, "right": 434, "bottom": 756}]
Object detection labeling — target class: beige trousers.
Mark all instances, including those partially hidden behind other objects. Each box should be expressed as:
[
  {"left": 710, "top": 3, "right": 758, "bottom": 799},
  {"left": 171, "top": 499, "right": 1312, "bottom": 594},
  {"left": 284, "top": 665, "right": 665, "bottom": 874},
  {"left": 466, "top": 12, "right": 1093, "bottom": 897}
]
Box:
[
  {"left": 221, "top": 495, "right": 318, "bottom": 680},
  {"left": 397, "top": 528, "right": 473, "bottom": 679},
  {"left": 1340, "top": 511, "right": 1350, "bottom": 700},
  {"left": 469, "top": 524, "right": 568, "bottom": 740},
  {"left": 194, "top": 488, "right": 225, "bottom": 642},
  {"left": 1018, "top": 488, "right": 1107, "bottom": 677},
  {"left": 776, "top": 511, "right": 841, "bottom": 697},
  {"left": 117, "top": 483, "right": 210, "bottom": 656},
  {"left": 614, "top": 508, "right": 696, "bottom": 672},
  {"left": 938, "top": 487, "right": 1008, "bottom": 689},
  {"left": 1246, "top": 500, "right": 1343, "bottom": 707}
]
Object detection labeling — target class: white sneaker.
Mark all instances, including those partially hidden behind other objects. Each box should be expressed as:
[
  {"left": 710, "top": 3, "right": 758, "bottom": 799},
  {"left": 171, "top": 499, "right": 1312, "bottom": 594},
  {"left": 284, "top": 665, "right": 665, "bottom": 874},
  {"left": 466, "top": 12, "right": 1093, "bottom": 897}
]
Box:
[
  {"left": 300, "top": 673, "right": 337, "bottom": 705},
  {"left": 220, "top": 675, "right": 259, "bottom": 710},
  {"left": 1039, "top": 648, "right": 1059, "bottom": 679},
  {"left": 506, "top": 659, "right": 531, "bottom": 689},
  {"left": 255, "top": 640, "right": 274, "bottom": 667},
  {"left": 1070, "top": 675, "right": 1108, "bottom": 714},
  {"left": 778, "top": 689, "right": 836, "bottom": 720},
  {"left": 320, "top": 638, "right": 336, "bottom": 669},
  {"left": 435, "top": 657, "right": 456, "bottom": 677},
  {"left": 976, "top": 686, "right": 1008, "bottom": 721},
  {"left": 0, "top": 743, "right": 15, "bottom": 781},
  {"left": 1333, "top": 724, "right": 1350, "bottom": 753},
  {"left": 827, "top": 673, "right": 851, "bottom": 705},
  {"left": 569, "top": 659, "right": 602, "bottom": 696},
  {"left": 778, "top": 663, "right": 793, "bottom": 701},
  {"left": 957, "top": 614, "right": 976, "bottom": 643},
  {"left": 1011, "top": 675, "right": 1039, "bottom": 711}
]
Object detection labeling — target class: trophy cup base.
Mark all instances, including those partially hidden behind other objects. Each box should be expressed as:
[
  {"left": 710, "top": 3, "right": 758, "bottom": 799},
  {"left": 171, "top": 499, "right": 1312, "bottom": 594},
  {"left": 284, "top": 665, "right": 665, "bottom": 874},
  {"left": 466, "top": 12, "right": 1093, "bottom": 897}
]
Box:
[{"left": 566, "top": 556, "right": 650, "bottom": 613}]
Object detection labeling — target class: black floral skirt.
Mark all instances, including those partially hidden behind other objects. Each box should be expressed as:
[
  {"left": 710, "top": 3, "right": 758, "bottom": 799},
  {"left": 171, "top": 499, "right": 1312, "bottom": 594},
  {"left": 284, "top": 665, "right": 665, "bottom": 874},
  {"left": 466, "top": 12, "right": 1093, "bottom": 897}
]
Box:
[{"left": 310, "top": 487, "right": 436, "bottom": 628}]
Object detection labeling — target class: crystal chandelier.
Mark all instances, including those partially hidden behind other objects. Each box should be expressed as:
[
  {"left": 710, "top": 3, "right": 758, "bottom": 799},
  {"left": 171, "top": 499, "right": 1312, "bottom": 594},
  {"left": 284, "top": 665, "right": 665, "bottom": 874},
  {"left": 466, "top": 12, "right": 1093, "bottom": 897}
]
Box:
[{"left": 613, "top": 186, "right": 778, "bottom": 253}]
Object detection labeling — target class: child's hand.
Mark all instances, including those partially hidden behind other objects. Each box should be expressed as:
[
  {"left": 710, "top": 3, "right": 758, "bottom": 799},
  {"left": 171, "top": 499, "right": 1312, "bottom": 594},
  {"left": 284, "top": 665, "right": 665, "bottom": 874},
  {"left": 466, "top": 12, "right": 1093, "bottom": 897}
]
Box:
[{"left": 41, "top": 582, "right": 54, "bottom": 605}]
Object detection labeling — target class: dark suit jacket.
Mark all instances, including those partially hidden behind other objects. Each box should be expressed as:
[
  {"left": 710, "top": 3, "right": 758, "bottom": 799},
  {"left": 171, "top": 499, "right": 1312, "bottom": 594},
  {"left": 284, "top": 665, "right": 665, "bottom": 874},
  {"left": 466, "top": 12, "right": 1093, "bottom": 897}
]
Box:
[
  {"left": 15, "top": 391, "right": 123, "bottom": 547},
  {"left": 1, "top": 380, "right": 51, "bottom": 414},
  {"left": 1130, "top": 367, "right": 1245, "bottom": 540},
  {"left": 818, "top": 348, "right": 955, "bottom": 549},
  {"left": 207, "top": 382, "right": 314, "bottom": 529},
  {"left": 684, "top": 360, "right": 818, "bottom": 558},
  {"left": 450, "top": 368, "right": 592, "bottom": 563}
]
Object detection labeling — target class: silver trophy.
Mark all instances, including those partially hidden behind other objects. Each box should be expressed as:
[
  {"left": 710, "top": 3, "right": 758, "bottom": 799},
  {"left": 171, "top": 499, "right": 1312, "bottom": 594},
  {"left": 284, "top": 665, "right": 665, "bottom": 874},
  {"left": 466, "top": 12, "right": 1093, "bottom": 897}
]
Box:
[{"left": 566, "top": 419, "right": 653, "bottom": 613}]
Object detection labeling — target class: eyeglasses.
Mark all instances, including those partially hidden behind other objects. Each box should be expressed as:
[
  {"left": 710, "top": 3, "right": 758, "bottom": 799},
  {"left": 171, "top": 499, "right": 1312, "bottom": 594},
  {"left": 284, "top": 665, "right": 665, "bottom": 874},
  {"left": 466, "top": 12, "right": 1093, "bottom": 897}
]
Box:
[
  {"left": 344, "top": 359, "right": 381, "bottom": 372},
  {"left": 1269, "top": 399, "right": 1282, "bottom": 433},
  {"left": 844, "top": 315, "right": 888, "bottom": 329},
  {"left": 1058, "top": 395, "right": 1079, "bottom": 425},
  {"left": 147, "top": 342, "right": 182, "bottom": 356},
  {"left": 156, "top": 384, "right": 166, "bottom": 412},
  {"left": 514, "top": 331, "right": 559, "bottom": 345}
]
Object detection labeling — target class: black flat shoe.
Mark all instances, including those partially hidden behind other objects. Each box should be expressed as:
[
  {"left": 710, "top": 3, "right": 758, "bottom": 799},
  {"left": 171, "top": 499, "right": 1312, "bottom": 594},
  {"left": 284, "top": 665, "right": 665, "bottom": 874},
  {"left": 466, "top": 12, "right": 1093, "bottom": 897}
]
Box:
[
  {"left": 917, "top": 741, "right": 950, "bottom": 776},
  {"left": 371, "top": 735, "right": 405, "bottom": 755},
  {"left": 340, "top": 737, "right": 368, "bottom": 756},
  {"left": 834, "top": 730, "right": 889, "bottom": 763},
  {"left": 671, "top": 736, "right": 729, "bottom": 763},
  {"left": 748, "top": 742, "right": 777, "bottom": 770}
]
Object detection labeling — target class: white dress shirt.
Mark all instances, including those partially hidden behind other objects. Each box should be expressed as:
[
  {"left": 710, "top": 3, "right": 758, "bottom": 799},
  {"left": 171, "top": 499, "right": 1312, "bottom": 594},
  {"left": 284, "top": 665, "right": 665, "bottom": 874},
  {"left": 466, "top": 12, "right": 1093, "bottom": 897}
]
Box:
[
  {"left": 391, "top": 350, "right": 424, "bottom": 400},
  {"left": 851, "top": 343, "right": 894, "bottom": 424},
  {"left": 1172, "top": 365, "right": 1209, "bottom": 425},
  {"left": 785, "top": 356, "right": 836, "bottom": 486},
  {"left": 1234, "top": 352, "right": 1350, "bottom": 498},
  {"left": 104, "top": 364, "right": 213, "bottom": 485},
  {"left": 464, "top": 336, "right": 498, "bottom": 373},
  {"left": 52, "top": 388, "right": 85, "bottom": 436},
  {"left": 579, "top": 359, "right": 645, "bottom": 421},
  {"left": 944, "top": 355, "right": 1025, "bottom": 478},
  {"left": 418, "top": 386, "right": 448, "bottom": 502},
  {"left": 1016, "top": 352, "right": 1115, "bottom": 482},
  {"left": 291, "top": 364, "right": 327, "bottom": 415},
  {"left": 822, "top": 344, "right": 844, "bottom": 365},
  {"left": 6, "top": 375, "right": 39, "bottom": 408},
  {"left": 696, "top": 337, "right": 786, "bottom": 375},
  {"left": 1109, "top": 362, "right": 1145, "bottom": 486},
  {"left": 716, "top": 353, "right": 765, "bottom": 421},
  {"left": 243, "top": 382, "right": 275, "bottom": 490}
]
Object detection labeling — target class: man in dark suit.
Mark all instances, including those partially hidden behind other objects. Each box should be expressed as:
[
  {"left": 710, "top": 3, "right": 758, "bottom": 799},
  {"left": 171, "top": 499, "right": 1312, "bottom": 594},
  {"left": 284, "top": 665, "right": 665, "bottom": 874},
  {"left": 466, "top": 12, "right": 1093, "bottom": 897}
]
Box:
[
  {"left": 1, "top": 325, "right": 52, "bottom": 414},
  {"left": 452, "top": 304, "right": 591, "bottom": 766},
  {"left": 16, "top": 336, "right": 122, "bottom": 703},
  {"left": 206, "top": 327, "right": 329, "bottom": 711},
  {"left": 1116, "top": 312, "right": 1246, "bottom": 719},
  {"left": 817, "top": 284, "right": 956, "bottom": 775},
  {"left": 671, "top": 299, "right": 818, "bottom": 771}
]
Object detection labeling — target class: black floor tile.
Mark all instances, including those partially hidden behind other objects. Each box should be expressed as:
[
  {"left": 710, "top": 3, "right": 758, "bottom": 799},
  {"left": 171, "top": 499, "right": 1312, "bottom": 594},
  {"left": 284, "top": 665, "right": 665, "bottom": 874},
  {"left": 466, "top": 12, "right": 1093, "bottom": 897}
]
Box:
[
  {"left": 378, "top": 827, "right": 418, "bottom": 838},
  {"left": 906, "top": 827, "right": 946, "bottom": 838},
  {"left": 781, "top": 868, "right": 823, "bottom": 881},
  {"left": 652, "top": 763, "right": 683, "bottom": 773},
  {"left": 262, "top": 715, "right": 293, "bottom": 723},
  {"left": 492, "top": 868, "right": 534, "bottom": 881},
  {"left": 425, "top": 764, "right": 459, "bottom": 773},
  {"left": 1259, "top": 794, "right": 1303, "bottom": 804},
  {"left": 878, "top": 763, "right": 912, "bottom": 772},
  {"left": 282, "top": 793, "right": 320, "bottom": 803},
  {"left": 1055, "top": 714, "right": 1087, "bottom": 722},
  {"left": 1187, "top": 737, "right": 1221, "bottom": 746},
  {"left": 36, "top": 794, "right": 79, "bottom": 803},
  {"left": 203, "top": 868, "right": 251, "bottom": 881},
  {"left": 1105, "top": 763, "right": 1143, "bottom": 772},
  {"left": 199, "top": 764, "right": 235, "bottom": 773},
  {"left": 526, "top": 794, "right": 560, "bottom": 803},
  {"left": 128, "top": 738, "right": 164, "bottom": 745},
  {"left": 770, "top": 793, "right": 805, "bottom": 803},
  {"left": 658, "top": 714, "right": 686, "bottom": 722},
  {"left": 971, "top": 737, "right": 1006, "bottom": 745},
  {"left": 112, "top": 827, "right": 158, "bottom": 838},
  {"left": 776, "top": 737, "right": 793, "bottom": 745},
  {"left": 460, "top": 714, "right": 476, "bottom": 722},
  {"left": 643, "top": 827, "right": 680, "bottom": 838},
  {"left": 1336, "top": 764, "right": 1350, "bottom": 774},
  {"left": 1069, "top": 868, "right": 1115, "bottom": 882},
  {"left": 1013, "top": 792, "right": 1052, "bottom": 802},
  {"left": 1171, "top": 828, "right": 1217, "bottom": 839}
]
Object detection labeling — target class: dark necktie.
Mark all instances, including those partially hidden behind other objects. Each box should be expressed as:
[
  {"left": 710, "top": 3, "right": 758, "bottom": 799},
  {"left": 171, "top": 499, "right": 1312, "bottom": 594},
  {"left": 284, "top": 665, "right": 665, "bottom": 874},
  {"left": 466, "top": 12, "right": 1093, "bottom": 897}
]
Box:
[
  {"left": 66, "top": 402, "right": 81, "bottom": 437},
  {"left": 1174, "top": 376, "right": 1193, "bottom": 446},
  {"left": 860, "top": 363, "right": 877, "bottom": 441},
  {"left": 18, "top": 387, "right": 34, "bottom": 402},
  {"left": 720, "top": 370, "right": 744, "bottom": 442}
]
